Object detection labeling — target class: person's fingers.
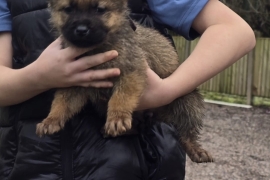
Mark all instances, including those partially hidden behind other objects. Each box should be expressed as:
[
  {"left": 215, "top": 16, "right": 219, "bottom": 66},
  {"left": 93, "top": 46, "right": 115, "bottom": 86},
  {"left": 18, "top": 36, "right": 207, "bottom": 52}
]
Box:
[
  {"left": 72, "top": 68, "right": 120, "bottom": 84},
  {"left": 81, "top": 81, "right": 114, "bottom": 88},
  {"left": 71, "top": 50, "right": 119, "bottom": 71},
  {"left": 61, "top": 46, "right": 90, "bottom": 59}
]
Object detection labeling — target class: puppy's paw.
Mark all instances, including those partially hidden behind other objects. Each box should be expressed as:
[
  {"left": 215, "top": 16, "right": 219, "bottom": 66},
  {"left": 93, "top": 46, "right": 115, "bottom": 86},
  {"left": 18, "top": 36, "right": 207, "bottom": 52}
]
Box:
[
  {"left": 104, "top": 112, "right": 132, "bottom": 137},
  {"left": 188, "top": 148, "right": 214, "bottom": 163},
  {"left": 36, "top": 117, "right": 65, "bottom": 137}
]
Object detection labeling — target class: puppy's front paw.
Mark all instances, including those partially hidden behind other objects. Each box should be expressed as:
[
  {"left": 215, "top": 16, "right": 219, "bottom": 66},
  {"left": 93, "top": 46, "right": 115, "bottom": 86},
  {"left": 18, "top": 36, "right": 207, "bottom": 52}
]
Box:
[
  {"left": 104, "top": 112, "right": 132, "bottom": 137},
  {"left": 36, "top": 117, "right": 65, "bottom": 137}
]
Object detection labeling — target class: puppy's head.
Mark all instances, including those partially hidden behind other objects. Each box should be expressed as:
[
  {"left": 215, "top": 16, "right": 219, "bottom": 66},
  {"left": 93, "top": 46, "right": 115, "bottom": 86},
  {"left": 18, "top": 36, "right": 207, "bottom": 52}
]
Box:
[{"left": 49, "top": 0, "right": 129, "bottom": 48}]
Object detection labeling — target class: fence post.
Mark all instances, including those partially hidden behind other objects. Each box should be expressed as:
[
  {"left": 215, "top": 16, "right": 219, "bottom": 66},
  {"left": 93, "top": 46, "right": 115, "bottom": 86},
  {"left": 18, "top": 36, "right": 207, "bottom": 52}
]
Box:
[{"left": 246, "top": 49, "right": 254, "bottom": 105}]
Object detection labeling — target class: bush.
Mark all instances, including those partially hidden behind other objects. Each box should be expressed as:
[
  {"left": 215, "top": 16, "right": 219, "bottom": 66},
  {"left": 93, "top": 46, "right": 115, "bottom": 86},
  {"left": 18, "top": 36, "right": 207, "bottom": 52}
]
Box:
[{"left": 221, "top": 0, "right": 270, "bottom": 37}]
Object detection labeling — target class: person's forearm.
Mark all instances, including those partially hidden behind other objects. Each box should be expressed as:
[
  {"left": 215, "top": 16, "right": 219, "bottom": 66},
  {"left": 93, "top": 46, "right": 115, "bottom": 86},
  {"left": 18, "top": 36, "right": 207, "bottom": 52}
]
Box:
[
  {"left": 0, "top": 38, "right": 120, "bottom": 107},
  {"left": 0, "top": 32, "right": 44, "bottom": 106},
  {"left": 166, "top": 23, "right": 256, "bottom": 99},
  {"left": 0, "top": 65, "right": 47, "bottom": 107}
]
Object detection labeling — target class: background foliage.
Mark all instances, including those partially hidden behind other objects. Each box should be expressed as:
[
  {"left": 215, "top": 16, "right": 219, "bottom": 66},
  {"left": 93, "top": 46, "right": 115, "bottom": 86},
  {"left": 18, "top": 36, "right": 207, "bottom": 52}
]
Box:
[{"left": 221, "top": 0, "right": 270, "bottom": 37}]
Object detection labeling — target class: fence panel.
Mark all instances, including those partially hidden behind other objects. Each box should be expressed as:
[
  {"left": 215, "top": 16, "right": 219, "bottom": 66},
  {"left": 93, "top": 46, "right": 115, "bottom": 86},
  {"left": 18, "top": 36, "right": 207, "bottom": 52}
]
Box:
[
  {"left": 254, "top": 38, "right": 270, "bottom": 98},
  {"left": 171, "top": 36, "right": 270, "bottom": 105}
]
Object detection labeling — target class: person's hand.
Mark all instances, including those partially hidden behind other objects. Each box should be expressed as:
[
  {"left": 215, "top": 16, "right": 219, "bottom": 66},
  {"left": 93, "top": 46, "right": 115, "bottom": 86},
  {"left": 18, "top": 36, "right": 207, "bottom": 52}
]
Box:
[
  {"left": 136, "top": 68, "right": 175, "bottom": 110},
  {"left": 29, "top": 37, "right": 120, "bottom": 90}
]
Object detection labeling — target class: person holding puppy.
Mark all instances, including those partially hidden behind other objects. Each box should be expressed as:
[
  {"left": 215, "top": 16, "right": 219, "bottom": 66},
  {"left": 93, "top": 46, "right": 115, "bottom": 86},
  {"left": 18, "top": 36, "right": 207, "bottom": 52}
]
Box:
[{"left": 0, "top": 0, "right": 255, "bottom": 180}]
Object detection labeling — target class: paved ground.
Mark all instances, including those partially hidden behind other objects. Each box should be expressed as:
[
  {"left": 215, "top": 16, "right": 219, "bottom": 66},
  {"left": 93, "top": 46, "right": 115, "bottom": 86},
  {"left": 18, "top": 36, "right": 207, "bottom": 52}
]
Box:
[{"left": 185, "top": 103, "right": 270, "bottom": 180}]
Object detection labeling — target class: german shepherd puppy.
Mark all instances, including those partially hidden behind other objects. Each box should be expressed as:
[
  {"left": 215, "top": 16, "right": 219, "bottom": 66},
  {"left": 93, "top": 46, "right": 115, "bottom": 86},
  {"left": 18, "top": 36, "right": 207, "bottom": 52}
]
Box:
[{"left": 36, "top": 0, "right": 213, "bottom": 163}]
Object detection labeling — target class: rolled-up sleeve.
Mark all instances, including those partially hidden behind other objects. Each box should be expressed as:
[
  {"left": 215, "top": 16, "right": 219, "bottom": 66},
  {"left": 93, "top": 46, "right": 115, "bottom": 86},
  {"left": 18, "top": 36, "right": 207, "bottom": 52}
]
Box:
[
  {"left": 0, "top": 0, "right": 11, "bottom": 32},
  {"left": 147, "top": 0, "right": 208, "bottom": 40}
]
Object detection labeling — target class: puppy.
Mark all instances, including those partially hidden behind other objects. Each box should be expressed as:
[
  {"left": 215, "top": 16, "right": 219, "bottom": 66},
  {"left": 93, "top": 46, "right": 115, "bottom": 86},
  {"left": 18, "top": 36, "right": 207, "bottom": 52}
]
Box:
[{"left": 36, "top": 0, "right": 213, "bottom": 163}]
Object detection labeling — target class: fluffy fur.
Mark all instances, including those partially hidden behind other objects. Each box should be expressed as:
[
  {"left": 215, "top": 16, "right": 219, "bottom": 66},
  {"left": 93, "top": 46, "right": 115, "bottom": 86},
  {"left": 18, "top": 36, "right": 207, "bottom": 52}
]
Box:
[{"left": 36, "top": 0, "right": 213, "bottom": 163}]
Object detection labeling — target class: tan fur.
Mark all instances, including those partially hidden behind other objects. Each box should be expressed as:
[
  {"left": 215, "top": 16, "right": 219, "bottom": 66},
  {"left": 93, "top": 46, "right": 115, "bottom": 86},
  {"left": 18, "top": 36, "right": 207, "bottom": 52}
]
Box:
[
  {"left": 106, "top": 13, "right": 123, "bottom": 33},
  {"left": 36, "top": 0, "right": 213, "bottom": 163},
  {"left": 105, "top": 72, "right": 147, "bottom": 136}
]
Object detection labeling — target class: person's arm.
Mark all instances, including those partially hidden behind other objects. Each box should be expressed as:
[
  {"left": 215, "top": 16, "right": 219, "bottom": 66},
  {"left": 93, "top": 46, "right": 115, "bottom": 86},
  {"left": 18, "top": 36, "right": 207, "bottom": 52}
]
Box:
[
  {"left": 0, "top": 33, "right": 120, "bottom": 107},
  {"left": 137, "top": 0, "right": 256, "bottom": 110},
  {"left": 167, "top": 0, "right": 256, "bottom": 95}
]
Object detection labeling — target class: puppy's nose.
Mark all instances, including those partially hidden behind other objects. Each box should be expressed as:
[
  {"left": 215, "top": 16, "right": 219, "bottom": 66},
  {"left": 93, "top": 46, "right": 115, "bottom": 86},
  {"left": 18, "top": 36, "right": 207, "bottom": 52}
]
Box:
[{"left": 74, "top": 25, "right": 90, "bottom": 37}]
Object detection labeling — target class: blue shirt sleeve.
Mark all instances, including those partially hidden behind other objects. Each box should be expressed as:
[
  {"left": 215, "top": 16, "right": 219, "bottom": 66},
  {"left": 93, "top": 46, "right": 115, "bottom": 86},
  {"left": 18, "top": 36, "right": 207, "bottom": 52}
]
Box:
[
  {"left": 147, "top": 0, "right": 209, "bottom": 40},
  {"left": 0, "top": 0, "right": 11, "bottom": 32}
]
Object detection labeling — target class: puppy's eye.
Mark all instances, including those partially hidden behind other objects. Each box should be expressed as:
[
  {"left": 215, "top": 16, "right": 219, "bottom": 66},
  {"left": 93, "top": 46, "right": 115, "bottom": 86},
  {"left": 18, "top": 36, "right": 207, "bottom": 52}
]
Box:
[
  {"left": 96, "top": 7, "right": 106, "bottom": 13},
  {"left": 63, "top": 7, "right": 74, "bottom": 14}
]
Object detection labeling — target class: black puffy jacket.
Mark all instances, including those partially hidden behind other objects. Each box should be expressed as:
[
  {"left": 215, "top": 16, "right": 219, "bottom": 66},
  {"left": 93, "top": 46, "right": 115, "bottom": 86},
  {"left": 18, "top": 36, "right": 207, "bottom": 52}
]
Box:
[{"left": 0, "top": 0, "right": 186, "bottom": 179}]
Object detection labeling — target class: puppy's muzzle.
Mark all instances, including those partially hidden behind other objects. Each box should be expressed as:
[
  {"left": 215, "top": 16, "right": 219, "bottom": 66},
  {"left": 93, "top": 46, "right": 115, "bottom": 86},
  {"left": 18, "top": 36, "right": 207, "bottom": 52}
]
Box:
[{"left": 74, "top": 25, "right": 90, "bottom": 37}]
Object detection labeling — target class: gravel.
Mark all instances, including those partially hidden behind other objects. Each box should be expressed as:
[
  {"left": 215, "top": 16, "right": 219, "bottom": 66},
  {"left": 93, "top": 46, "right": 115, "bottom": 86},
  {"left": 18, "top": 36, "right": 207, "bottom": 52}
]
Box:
[{"left": 185, "top": 103, "right": 270, "bottom": 180}]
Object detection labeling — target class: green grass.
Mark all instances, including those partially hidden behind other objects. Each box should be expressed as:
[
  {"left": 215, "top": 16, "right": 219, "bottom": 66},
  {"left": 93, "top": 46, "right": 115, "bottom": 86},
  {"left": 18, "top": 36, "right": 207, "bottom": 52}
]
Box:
[{"left": 200, "top": 90, "right": 270, "bottom": 106}]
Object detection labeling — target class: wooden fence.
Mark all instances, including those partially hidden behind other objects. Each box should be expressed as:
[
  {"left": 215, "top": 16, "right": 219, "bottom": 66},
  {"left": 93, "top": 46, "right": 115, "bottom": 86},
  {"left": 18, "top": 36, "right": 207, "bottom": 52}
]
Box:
[{"left": 172, "top": 36, "right": 270, "bottom": 106}]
